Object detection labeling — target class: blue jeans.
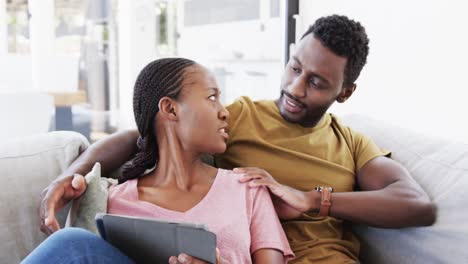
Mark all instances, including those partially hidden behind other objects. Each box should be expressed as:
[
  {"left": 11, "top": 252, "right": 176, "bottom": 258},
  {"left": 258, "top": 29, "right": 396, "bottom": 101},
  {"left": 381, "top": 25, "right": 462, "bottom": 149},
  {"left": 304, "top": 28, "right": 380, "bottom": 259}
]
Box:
[{"left": 22, "top": 228, "right": 134, "bottom": 264}]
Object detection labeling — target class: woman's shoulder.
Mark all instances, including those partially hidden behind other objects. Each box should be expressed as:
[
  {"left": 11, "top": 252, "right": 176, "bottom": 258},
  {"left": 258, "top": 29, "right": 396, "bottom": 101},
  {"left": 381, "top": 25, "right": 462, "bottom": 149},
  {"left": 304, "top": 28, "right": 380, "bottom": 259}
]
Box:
[
  {"left": 215, "top": 169, "right": 255, "bottom": 194},
  {"left": 215, "top": 169, "right": 267, "bottom": 198},
  {"left": 215, "top": 168, "right": 243, "bottom": 185},
  {"left": 108, "top": 178, "right": 137, "bottom": 198}
]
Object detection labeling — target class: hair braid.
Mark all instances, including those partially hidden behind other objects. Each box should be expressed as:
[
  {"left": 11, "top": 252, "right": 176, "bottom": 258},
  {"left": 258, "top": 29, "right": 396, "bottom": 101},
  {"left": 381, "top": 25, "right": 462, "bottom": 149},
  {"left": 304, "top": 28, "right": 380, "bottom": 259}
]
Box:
[{"left": 121, "top": 58, "right": 196, "bottom": 182}]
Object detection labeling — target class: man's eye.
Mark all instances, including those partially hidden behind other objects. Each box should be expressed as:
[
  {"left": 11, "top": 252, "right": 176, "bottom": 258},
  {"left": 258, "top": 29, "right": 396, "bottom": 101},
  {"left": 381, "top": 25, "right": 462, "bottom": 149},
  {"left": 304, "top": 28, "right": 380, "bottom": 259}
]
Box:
[
  {"left": 309, "top": 78, "right": 322, "bottom": 88},
  {"left": 208, "top": 95, "right": 216, "bottom": 101},
  {"left": 291, "top": 66, "right": 300, "bottom": 73}
]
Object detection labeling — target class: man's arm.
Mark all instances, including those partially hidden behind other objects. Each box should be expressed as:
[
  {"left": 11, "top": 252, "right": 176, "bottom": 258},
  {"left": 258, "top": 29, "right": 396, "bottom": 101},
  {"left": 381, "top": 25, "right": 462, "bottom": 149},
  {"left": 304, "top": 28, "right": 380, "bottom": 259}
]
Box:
[
  {"left": 60, "top": 129, "right": 140, "bottom": 177},
  {"left": 39, "top": 129, "right": 140, "bottom": 235},
  {"left": 236, "top": 156, "right": 436, "bottom": 228},
  {"left": 328, "top": 156, "right": 436, "bottom": 228}
]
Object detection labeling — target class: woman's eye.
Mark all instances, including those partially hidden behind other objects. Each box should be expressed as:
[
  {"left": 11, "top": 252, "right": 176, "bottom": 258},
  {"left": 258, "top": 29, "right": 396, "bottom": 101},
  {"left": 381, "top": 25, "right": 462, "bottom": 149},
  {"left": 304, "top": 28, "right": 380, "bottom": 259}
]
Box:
[
  {"left": 291, "top": 66, "right": 300, "bottom": 73},
  {"left": 208, "top": 95, "right": 216, "bottom": 101}
]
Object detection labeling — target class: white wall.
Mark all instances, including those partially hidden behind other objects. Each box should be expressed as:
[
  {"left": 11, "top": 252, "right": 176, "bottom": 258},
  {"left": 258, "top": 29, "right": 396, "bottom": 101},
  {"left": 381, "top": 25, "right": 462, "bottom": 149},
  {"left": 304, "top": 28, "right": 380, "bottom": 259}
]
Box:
[
  {"left": 0, "top": 92, "right": 54, "bottom": 140},
  {"left": 176, "top": 0, "right": 284, "bottom": 104},
  {"left": 28, "top": 0, "right": 55, "bottom": 92},
  {"left": 299, "top": 0, "right": 468, "bottom": 143},
  {"left": 177, "top": 18, "right": 284, "bottom": 104},
  {"left": 0, "top": 54, "right": 79, "bottom": 92},
  {"left": 0, "top": 1, "right": 78, "bottom": 93},
  {"left": 0, "top": 54, "right": 33, "bottom": 91},
  {"left": 0, "top": 0, "right": 6, "bottom": 54}
]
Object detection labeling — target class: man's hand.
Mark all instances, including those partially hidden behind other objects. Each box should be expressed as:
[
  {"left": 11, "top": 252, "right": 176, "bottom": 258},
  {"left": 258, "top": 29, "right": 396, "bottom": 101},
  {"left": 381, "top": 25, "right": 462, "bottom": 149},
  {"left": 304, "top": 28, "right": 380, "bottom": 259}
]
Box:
[
  {"left": 234, "top": 167, "right": 317, "bottom": 219},
  {"left": 39, "top": 174, "right": 87, "bottom": 235},
  {"left": 168, "top": 248, "right": 227, "bottom": 264}
]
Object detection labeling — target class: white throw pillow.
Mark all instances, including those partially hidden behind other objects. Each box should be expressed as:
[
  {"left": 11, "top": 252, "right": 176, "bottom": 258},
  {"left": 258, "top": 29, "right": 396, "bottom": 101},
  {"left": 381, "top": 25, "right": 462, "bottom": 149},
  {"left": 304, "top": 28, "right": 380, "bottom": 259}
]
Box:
[{"left": 66, "top": 163, "right": 117, "bottom": 233}]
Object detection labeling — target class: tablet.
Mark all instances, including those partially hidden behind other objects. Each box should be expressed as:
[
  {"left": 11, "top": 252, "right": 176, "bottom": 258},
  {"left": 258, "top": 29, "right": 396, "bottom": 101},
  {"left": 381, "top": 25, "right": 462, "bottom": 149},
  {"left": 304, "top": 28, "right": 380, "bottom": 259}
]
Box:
[{"left": 95, "top": 213, "right": 217, "bottom": 264}]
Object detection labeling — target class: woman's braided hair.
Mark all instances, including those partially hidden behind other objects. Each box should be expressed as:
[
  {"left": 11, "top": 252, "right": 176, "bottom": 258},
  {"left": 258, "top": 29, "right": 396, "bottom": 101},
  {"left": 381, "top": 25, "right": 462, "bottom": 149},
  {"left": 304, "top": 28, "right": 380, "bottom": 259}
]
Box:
[{"left": 120, "top": 58, "right": 196, "bottom": 182}]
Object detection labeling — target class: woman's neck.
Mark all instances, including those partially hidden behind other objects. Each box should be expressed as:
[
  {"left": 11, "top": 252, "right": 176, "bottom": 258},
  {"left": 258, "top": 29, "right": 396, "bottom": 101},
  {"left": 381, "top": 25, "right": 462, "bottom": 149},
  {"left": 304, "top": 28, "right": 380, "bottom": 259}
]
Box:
[{"left": 142, "top": 129, "right": 215, "bottom": 191}]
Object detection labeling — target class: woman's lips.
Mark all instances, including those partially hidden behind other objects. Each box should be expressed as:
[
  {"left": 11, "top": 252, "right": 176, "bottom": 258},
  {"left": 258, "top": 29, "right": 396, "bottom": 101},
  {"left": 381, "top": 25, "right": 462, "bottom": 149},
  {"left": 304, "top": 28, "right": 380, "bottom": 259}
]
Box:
[{"left": 219, "top": 128, "right": 229, "bottom": 139}]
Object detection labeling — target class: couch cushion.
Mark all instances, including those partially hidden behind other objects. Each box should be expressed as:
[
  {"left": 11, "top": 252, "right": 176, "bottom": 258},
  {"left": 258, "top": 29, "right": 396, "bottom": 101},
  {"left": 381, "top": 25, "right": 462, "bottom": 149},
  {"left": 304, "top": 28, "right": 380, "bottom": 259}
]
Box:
[
  {"left": 0, "top": 131, "right": 89, "bottom": 263},
  {"left": 341, "top": 114, "right": 468, "bottom": 264}
]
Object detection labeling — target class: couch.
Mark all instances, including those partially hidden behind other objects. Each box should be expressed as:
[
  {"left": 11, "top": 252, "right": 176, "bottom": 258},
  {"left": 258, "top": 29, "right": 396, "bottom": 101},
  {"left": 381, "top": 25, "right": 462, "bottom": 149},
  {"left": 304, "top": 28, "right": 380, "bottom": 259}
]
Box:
[{"left": 1, "top": 115, "right": 467, "bottom": 263}]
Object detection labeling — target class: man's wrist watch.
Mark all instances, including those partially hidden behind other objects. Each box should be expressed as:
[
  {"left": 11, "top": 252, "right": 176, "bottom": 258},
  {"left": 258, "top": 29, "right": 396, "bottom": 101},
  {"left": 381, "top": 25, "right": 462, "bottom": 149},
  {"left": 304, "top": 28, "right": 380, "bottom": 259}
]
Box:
[{"left": 314, "top": 186, "right": 333, "bottom": 217}]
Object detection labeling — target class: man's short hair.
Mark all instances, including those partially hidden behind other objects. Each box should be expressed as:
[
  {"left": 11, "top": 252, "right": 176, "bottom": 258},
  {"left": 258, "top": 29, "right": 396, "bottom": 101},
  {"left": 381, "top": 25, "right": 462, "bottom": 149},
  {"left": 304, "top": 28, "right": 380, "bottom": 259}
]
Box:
[{"left": 302, "top": 15, "right": 369, "bottom": 86}]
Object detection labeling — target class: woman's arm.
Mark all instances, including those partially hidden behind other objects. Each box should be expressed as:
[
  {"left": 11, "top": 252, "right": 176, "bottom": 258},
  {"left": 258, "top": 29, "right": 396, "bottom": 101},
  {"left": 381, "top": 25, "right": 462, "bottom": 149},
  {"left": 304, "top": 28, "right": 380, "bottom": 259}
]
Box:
[
  {"left": 64, "top": 129, "right": 140, "bottom": 177},
  {"left": 252, "top": 248, "right": 285, "bottom": 263},
  {"left": 39, "top": 129, "right": 140, "bottom": 235}
]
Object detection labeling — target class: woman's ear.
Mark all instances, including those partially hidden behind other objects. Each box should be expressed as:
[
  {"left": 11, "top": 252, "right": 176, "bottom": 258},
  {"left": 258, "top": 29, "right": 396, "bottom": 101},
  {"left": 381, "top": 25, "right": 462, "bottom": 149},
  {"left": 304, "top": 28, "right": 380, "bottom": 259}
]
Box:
[{"left": 158, "top": 97, "right": 179, "bottom": 121}]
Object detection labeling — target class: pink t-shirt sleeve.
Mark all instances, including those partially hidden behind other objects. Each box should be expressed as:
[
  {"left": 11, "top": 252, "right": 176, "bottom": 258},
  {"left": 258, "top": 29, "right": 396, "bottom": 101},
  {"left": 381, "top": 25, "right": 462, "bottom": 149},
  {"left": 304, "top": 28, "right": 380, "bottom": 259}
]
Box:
[{"left": 248, "top": 186, "right": 294, "bottom": 262}]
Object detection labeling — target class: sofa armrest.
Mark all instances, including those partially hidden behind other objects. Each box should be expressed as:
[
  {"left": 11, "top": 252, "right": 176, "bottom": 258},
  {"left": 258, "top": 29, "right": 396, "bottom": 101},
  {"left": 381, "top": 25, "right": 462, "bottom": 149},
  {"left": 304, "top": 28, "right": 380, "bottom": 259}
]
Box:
[
  {"left": 341, "top": 114, "right": 468, "bottom": 264},
  {"left": 0, "top": 131, "right": 89, "bottom": 263}
]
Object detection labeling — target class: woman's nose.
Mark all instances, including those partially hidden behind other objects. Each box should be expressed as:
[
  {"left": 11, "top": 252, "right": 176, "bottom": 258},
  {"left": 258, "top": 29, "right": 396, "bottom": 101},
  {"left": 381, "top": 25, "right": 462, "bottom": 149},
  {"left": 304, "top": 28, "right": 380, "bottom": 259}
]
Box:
[{"left": 218, "top": 105, "right": 229, "bottom": 121}]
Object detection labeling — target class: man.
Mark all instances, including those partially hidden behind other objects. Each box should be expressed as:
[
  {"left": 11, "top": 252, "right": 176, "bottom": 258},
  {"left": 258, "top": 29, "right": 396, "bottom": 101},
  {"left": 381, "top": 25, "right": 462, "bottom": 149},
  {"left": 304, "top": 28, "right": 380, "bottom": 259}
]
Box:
[{"left": 39, "top": 15, "right": 435, "bottom": 263}]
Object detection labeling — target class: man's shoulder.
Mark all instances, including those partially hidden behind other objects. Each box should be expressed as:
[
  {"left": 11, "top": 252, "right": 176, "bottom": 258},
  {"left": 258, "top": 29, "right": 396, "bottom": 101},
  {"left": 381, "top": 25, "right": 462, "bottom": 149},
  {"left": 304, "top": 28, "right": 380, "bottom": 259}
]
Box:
[
  {"left": 226, "top": 96, "right": 275, "bottom": 125},
  {"left": 328, "top": 113, "right": 359, "bottom": 137},
  {"left": 324, "top": 113, "right": 374, "bottom": 150},
  {"left": 227, "top": 96, "right": 274, "bottom": 111},
  {"left": 328, "top": 113, "right": 346, "bottom": 127}
]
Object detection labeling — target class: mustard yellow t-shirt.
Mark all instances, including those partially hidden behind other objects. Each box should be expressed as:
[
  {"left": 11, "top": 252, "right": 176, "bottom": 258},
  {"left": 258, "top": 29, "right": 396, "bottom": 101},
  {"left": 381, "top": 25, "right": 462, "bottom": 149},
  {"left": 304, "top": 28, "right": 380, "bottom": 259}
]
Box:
[{"left": 215, "top": 96, "right": 389, "bottom": 264}]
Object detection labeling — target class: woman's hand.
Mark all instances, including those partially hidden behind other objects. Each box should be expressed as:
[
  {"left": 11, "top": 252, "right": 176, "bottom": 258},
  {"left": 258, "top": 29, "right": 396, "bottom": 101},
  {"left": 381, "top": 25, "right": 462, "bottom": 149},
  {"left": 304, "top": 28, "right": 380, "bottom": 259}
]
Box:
[
  {"left": 168, "top": 248, "right": 227, "bottom": 264},
  {"left": 235, "top": 167, "right": 318, "bottom": 218},
  {"left": 168, "top": 254, "right": 206, "bottom": 264}
]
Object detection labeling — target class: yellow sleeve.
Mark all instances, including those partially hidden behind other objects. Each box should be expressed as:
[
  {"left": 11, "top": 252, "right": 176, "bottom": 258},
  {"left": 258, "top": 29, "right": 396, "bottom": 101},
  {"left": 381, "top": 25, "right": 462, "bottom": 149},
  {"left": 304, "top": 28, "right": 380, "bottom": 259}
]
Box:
[
  {"left": 225, "top": 99, "right": 242, "bottom": 128},
  {"left": 215, "top": 97, "right": 250, "bottom": 168},
  {"left": 352, "top": 130, "right": 391, "bottom": 170},
  {"left": 225, "top": 96, "right": 252, "bottom": 134}
]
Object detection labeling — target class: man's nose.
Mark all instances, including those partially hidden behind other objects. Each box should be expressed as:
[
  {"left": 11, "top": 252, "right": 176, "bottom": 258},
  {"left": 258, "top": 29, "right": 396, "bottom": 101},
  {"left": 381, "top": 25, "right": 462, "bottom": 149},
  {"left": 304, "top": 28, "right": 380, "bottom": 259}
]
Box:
[{"left": 288, "top": 77, "right": 307, "bottom": 98}]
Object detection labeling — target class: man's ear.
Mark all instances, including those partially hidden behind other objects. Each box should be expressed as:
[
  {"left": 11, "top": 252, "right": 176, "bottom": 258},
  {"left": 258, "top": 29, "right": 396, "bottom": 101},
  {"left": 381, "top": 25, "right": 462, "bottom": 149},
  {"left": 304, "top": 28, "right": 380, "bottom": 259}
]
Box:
[
  {"left": 158, "top": 97, "right": 179, "bottom": 121},
  {"left": 336, "top": 84, "right": 356, "bottom": 103}
]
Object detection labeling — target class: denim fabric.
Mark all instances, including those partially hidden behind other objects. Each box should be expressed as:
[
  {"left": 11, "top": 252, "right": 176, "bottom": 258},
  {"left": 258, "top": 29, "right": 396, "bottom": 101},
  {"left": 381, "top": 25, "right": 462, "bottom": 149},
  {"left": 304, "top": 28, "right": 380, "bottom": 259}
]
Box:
[{"left": 21, "top": 228, "right": 134, "bottom": 264}]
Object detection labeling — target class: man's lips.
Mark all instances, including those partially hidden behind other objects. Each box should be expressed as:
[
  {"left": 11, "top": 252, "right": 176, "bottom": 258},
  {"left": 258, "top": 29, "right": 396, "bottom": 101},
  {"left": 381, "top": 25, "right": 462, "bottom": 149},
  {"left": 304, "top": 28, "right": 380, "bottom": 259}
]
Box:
[{"left": 282, "top": 94, "right": 305, "bottom": 113}]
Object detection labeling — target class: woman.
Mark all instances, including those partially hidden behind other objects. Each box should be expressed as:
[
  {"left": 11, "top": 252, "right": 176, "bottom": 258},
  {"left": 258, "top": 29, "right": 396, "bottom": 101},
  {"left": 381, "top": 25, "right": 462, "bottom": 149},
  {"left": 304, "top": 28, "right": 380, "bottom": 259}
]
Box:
[{"left": 23, "top": 58, "right": 293, "bottom": 264}]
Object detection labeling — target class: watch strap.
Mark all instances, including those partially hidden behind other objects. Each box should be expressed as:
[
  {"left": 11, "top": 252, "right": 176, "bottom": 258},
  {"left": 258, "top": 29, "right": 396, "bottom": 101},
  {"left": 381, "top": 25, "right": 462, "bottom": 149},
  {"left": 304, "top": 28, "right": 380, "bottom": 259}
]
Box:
[{"left": 315, "top": 186, "right": 333, "bottom": 217}]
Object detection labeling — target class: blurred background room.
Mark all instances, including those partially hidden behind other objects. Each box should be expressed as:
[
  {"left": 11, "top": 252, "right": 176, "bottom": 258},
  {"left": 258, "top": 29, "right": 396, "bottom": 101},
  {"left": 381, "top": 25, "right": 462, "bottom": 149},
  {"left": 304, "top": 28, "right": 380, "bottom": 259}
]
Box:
[{"left": 0, "top": 0, "right": 467, "bottom": 144}]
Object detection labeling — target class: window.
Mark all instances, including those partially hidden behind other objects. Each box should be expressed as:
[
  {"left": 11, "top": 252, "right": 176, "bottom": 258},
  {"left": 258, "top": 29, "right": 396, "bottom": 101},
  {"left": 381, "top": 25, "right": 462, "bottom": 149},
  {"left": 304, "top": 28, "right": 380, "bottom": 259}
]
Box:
[
  {"left": 184, "top": 0, "right": 260, "bottom": 26},
  {"left": 7, "top": 0, "right": 29, "bottom": 53}
]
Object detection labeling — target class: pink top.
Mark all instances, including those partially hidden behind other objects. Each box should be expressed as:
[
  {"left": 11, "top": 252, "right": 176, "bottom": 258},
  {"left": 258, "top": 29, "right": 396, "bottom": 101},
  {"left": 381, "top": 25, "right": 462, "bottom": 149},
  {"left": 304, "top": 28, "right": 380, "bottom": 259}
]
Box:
[{"left": 108, "top": 168, "right": 294, "bottom": 263}]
